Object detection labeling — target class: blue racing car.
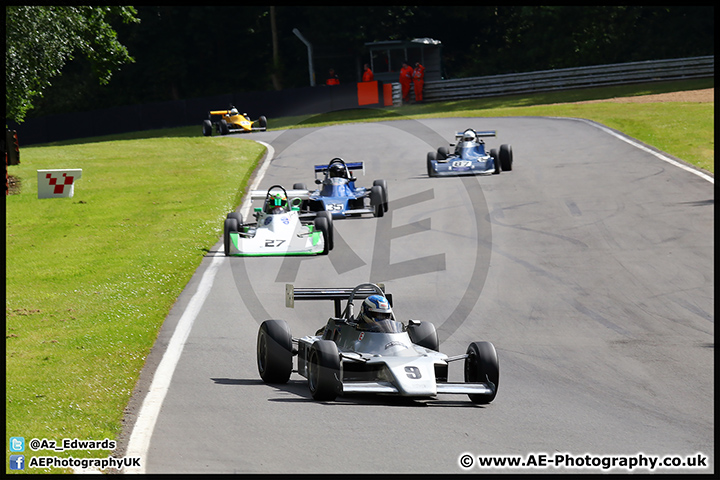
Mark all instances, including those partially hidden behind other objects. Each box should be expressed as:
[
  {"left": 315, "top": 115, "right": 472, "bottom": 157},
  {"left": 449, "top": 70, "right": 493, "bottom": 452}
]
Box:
[
  {"left": 427, "top": 129, "right": 513, "bottom": 177},
  {"left": 293, "top": 158, "right": 388, "bottom": 218}
]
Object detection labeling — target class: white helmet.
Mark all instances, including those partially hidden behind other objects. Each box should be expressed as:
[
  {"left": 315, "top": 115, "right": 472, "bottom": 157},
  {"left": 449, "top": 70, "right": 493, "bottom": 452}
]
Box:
[
  {"left": 359, "top": 295, "right": 393, "bottom": 326},
  {"left": 462, "top": 130, "right": 477, "bottom": 142},
  {"left": 230, "top": 107, "right": 239, "bottom": 115}
]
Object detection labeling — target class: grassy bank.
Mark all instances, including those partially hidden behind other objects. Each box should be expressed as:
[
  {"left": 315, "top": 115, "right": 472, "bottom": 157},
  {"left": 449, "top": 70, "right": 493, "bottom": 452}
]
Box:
[
  {"left": 5, "top": 78, "right": 713, "bottom": 472},
  {"left": 6, "top": 136, "right": 265, "bottom": 472}
]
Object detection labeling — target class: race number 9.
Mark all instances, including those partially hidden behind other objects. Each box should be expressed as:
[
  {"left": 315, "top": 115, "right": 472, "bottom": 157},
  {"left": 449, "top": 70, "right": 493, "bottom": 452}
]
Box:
[{"left": 405, "top": 366, "right": 422, "bottom": 379}]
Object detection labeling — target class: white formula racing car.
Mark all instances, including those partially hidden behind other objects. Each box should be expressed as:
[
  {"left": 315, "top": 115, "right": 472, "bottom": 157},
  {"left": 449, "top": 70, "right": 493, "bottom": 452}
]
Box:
[
  {"left": 256, "top": 283, "right": 499, "bottom": 403},
  {"left": 223, "top": 185, "right": 333, "bottom": 256}
]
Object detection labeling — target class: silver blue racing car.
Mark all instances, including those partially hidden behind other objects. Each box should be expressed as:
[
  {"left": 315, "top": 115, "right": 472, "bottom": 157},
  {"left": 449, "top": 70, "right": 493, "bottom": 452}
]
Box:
[
  {"left": 292, "top": 157, "right": 388, "bottom": 218},
  {"left": 427, "top": 128, "right": 513, "bottom": 177},
  {"left": 256, "top": 282, "right": 499, "bottom": 403}
]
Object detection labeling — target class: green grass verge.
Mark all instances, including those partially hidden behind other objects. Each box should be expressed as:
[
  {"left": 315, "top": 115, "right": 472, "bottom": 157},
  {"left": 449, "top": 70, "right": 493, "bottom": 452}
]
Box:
[
  {"left": 5, "top": 78, "right": 713, "bottom": 472},
  {"left": 6, "top": 137, "right": 265, "bottom": 472},
  {"left": 273, "top": 78, "right": 714, "bottom": 174}
]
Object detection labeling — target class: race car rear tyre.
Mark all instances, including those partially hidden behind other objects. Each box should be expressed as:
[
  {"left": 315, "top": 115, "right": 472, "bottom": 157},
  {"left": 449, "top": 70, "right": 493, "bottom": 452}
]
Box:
[
  {"left": 220, "top": 119, "right": 229, "bottom": 135},
  {"left": 257, "top": 320, "right": 293, "bottom": 384},
  {"left": 490, "top": 149, "right": 500, "bottom": 175},
  {"left": 371, "top": 185, "right": 384, "bottom": 217},
  {"left": 373, "top": 179, "right": 389, "bottom": 212},
  {"left": 437, "top": 146, "right": 449, "bottom": 161},
  {"left": 308, "top": 340, "right": 341, "bottom": 401},
  {"left": 227, "top": 211, "right": 243, "bottom": 226},
  {"left": 202, "top": 120, "right": 213, "bottom": 136},
  {"left": 314, "top": 216, "right": 331, "bottom": 254},
  {"left": 315, "top": 211, "right": 334, "bottom": 250},
  {"left": 464, "top": 341, "right": 499, "bottom": 404},
  {"left": 500, "top": 144, "right": 513, "bottom": 171},
  {"left": 407, "top": 321, "right": 439, "bottom": 352},
  {"left": 223, "top": 218, "right": 239, "bottom": 256}
]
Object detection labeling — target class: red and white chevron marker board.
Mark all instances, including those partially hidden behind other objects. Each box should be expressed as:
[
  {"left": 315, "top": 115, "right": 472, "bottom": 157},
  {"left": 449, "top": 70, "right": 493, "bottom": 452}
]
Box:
[{"left": 37, "top": 169, "right": 82, "bottom": 199}]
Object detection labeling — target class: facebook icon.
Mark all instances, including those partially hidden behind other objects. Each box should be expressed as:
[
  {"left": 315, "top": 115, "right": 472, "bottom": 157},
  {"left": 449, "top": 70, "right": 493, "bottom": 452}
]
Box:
[{"left": 10, "top": 455, "right": 25, "bottom": 470}]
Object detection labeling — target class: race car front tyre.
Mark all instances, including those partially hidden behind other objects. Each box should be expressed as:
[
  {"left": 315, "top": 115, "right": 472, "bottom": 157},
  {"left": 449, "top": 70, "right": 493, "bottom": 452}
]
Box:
[
  {"left": 371, "top": 185, "right": 384, "bottom": 217},
  {"left": 500, "top": 144, "right": 513, "bottom": 171},
  {"left": 202, "top": 119, "right": 213, "bottom": 136},
  {"left": 407, "top": 321, "right": 439, "bottom": 351},
  {"left": 308, "top": 340, "right": 341, "bottom": 401},
  {"left": 373, "top": 179, "right": 389, "bottom": 212},
  {"left": 314, "top": 216, "right": 331, "bottom": 254},
  {"left": 315, "top": 211, "right": 334, "bottom": 250},
  {"left": 464, "top": 341, "right": 499, "bottom": 404},
  {"left": 258, "top": 115, "right": 268, "bottom": 129},
  {"left": 427, "top": 152, "right": 437, "bottom": 177},
  {"left": 257, "top": 320, "right": 293, "bottom": 384},
  {"left": 223, "top": 218, "right": 239, "bottom": 256}
]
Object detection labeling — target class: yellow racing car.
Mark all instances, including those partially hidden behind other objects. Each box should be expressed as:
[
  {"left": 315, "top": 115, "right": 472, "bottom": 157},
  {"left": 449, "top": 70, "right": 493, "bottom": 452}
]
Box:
[{"left": 202, "top": 105, "right": 267, "bottom": 136}]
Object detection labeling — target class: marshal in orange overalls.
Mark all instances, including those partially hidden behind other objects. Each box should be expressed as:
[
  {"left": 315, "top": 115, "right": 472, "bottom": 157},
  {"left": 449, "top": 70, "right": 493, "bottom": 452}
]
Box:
[
  {"left": 412, "top": 63, "right": 425, "bottom": 102},
  {"left": 399, "top": 62, "right": 414, "bottom": 103}
]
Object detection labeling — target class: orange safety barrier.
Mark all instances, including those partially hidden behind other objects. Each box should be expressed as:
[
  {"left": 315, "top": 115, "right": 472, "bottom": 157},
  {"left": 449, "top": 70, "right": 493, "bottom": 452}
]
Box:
[
  {"left": 357, "top": 81, "right": 380, "bottom": 106},
  {"left": 383, "top": 83, "right": 393, "bottom": 106}
]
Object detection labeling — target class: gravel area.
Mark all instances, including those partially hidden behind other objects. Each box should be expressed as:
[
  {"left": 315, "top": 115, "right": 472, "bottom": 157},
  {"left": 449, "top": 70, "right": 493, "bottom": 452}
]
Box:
[{"left": 568, "top": 88, "right": 714, "bottom": 104}]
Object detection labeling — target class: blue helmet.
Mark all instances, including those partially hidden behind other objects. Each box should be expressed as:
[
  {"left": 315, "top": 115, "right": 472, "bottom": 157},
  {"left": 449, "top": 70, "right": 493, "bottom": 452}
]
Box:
[{"left": 360, "top": 294, "right": 393, "bottom": 327}]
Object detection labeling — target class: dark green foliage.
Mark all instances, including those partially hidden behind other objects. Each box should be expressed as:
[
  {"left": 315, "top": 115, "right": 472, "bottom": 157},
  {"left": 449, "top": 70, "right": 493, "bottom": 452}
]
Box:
[
  {"left": 15, "top": 6, "right": 714, "bottom": 120},
  {"left": 5, "top": 6, "right": 140, "bottom": 123}
]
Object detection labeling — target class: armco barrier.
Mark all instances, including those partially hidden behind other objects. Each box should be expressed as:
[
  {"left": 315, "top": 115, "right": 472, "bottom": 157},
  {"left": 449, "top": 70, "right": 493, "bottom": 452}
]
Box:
[
  {"left": 423, "top": 56, "right": 714, "bottom": 102},
  {"left": 8, "top": 56, "right": 713, "bottom": 145}
]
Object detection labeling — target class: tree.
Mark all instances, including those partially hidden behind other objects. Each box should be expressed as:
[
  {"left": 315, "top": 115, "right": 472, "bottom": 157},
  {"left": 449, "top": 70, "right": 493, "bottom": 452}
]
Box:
[{"left": 5, "top": 6, "right": 140, "bottom": 123}]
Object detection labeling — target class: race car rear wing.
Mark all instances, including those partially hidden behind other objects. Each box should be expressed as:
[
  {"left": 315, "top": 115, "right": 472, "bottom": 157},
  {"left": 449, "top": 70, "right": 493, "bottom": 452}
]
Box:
[
  {"left": 454, "top": 130, "right": 496, "bottom": 138},
  {"left": 286, "top": 283, "right": 392, "bottom": 317},
  {"left": 250, "top": 189, "right": 311, "bottom": 200},
  {"left": 314, "top": 162, "right": 364, "bottom": 174}
]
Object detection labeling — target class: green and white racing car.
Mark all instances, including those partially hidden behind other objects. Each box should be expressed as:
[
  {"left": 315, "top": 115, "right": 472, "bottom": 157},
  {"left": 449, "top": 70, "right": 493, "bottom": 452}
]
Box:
[{"left": 223, "top": 185, "right": 333, "bottom": 257}]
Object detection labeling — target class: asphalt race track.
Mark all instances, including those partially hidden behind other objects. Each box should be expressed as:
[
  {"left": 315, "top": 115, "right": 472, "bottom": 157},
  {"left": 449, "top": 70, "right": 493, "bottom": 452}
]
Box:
[{"left": 120, "top": 117, "right": 714, "bottom": 474}]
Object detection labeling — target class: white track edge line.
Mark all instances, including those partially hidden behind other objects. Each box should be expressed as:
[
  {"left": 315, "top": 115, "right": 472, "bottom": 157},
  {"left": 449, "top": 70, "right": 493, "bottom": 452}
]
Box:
[{"left": 120, "top": 141, "right": 274, "bottom": 474}]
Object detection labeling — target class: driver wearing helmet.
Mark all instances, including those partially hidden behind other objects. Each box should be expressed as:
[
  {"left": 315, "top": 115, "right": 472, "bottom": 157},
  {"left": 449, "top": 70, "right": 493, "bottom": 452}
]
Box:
[
  {"left": 328, "top": 163, "right": 347, "bottom": 179},
  {"left": 455, "top": 129, "right": 477, "bottom": 153},
  {"left": 357, "top": 294, "right": 402, "bottom": 332},
  {"left": 267, "top": 193, "right": 288, "bottom": 214},
  {"left": 229, "top": 107, "right": 239, "bottom": 116}
]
